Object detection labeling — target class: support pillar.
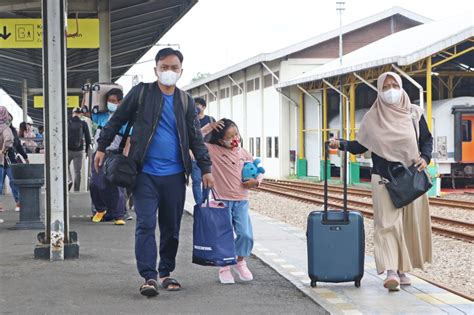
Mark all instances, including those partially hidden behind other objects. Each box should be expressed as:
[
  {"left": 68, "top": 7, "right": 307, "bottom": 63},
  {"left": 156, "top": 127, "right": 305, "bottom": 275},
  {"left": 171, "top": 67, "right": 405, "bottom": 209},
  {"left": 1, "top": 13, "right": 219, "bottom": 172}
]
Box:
[
  {"left": 22, "top": 79, "right": 28, "bottom": 123},
  {"left": 260, "top": 66, "right": 265, "bottom": 165},
  {"left": 426, "top": 56, "right": 439, "bottom": 196},
  {"left": 320, "top": 86, "right": 330, "bottom": 180},
  {"left": 37, "top": 0, "right": 78, "bottom": 260},
  {"left": 426, "top": 56, "right": 433, "bottom": 132},
  {"left": 98, "top": 0, "right": 111, "bottom": 82},
  {"left": 297, "top": 92, "right": 307, "bottom": 177},
  {"left": 349, "top": 81, "right": 360, "bottom": 184}
]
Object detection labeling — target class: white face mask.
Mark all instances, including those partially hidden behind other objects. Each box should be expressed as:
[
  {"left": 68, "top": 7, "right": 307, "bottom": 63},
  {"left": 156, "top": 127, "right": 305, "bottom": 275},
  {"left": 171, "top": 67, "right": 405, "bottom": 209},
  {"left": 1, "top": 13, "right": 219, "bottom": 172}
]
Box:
[
  {"left": 107, "top": 102, "right": 118, "bottom": 112},
  {"left": 157, "top": 70, "right": 181, "bottom": 87},
  {"left": 381, "top": 88, "right": 401, "bottom": 105}
]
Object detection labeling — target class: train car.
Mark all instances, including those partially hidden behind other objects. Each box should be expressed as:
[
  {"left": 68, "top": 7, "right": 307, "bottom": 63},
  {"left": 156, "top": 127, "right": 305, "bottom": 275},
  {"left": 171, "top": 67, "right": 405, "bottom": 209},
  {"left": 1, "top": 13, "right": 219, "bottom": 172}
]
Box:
[
  {"left": 432, "top": 97, "right": 474, "bottom": 187},
  {"left": 327, "top": 97, "right": 474, "bottom": 187}
]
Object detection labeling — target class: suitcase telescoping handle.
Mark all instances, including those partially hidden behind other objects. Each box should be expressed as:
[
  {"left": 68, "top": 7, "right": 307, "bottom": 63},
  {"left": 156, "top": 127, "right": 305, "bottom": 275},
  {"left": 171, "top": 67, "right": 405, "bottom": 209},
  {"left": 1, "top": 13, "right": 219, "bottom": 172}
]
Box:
[{"left": 323, "top": 140, "right": 349, "bottom": 223}]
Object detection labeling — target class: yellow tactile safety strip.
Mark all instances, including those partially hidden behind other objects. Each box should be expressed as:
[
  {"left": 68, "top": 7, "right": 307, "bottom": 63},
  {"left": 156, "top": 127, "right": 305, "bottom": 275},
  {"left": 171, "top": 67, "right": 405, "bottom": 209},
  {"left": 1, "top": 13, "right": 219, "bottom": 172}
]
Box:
[
  {"left": 247, "top": 213, "right": 473, "bottom": 313},
  {"left": 253, "top": 243, "right": 361, "bottom": 314},
  {"left": 415, "top": 293, "right": 472, "bottom": 305}
]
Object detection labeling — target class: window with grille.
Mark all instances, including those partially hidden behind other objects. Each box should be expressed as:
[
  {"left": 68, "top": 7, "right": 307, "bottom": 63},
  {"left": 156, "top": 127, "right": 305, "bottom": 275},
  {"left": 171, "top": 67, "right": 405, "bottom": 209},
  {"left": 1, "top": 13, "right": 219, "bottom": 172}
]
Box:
[
  {"left": 249, "top": 137, "right": 254, "bottom": 156},
  {"left": 266, "top": 137, "right": 272, "bottom": 158},
  {"left": 274, "top": 137, "right": 279, "bottom": 158},
  {"left": 246, "top": 79, "right": 254, "bottom": 92},
  {"left": 264, "top": 74, "right": 272, "bottom": 88},
  {"left": 256, "top": 137, "right": 261, "bottom": 157},
  {"left": 232, "top": 85, "right": 239, "bottom": 95}
]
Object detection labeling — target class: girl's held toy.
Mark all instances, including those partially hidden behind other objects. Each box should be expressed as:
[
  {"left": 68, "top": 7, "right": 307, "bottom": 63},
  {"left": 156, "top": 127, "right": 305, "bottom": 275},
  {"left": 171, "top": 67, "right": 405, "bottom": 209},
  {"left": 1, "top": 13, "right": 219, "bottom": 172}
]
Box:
[{"left": 242, "top": 158, "right": 265, "bottom": 182}]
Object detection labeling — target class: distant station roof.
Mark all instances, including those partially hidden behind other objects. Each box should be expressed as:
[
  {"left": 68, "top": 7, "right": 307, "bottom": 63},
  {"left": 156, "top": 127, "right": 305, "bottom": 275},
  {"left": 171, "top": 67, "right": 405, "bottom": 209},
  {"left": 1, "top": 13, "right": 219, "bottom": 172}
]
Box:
[
  {"left": 277, "top": 14, "right": 474, "bottom": 88},
  {"left": 183, "top": 6, "right": 431, "bottom": 91},
  {"left": 0, "top": 0, "right": 196, "bottom": 124}
]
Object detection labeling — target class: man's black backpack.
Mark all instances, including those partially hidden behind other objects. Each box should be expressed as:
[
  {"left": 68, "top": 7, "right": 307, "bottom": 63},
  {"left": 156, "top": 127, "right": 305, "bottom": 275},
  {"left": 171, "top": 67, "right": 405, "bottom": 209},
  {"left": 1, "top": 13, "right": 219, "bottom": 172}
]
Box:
[{"left": 68, "top": 118, "right": 84, "bottom": 151}]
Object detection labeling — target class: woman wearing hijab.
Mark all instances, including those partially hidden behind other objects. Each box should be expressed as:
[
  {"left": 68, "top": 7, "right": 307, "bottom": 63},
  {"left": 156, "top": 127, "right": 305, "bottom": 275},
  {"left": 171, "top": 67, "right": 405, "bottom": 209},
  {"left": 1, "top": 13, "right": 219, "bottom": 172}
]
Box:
[
  {"left": 329, "top": 72, "right": 433, "bottom": 291},
  {"left": 0, "top": 106, "right": 14, "bottom": 214}
]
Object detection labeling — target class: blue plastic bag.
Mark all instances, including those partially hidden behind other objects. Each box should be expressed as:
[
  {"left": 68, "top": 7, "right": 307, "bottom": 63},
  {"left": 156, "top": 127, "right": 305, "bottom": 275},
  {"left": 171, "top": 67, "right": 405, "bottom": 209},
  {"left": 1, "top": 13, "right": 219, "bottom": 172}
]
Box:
[{"left": 192, "top": 189, "right": 237, "bottom": 267}]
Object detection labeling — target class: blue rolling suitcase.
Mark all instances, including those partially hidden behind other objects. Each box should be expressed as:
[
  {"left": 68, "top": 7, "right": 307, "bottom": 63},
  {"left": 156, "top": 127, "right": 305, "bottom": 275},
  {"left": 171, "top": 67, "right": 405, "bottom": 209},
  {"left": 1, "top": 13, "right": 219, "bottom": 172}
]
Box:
[{"left": 307, "top": 141, "right": 365, "bottom": 288}]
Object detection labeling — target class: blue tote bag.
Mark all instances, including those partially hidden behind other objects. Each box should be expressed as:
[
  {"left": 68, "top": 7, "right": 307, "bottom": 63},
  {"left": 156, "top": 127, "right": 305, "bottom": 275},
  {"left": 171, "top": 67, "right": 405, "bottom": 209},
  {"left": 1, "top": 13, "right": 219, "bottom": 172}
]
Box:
[{"left": 192, "top": 189, "right": 237, "bottom": 267}]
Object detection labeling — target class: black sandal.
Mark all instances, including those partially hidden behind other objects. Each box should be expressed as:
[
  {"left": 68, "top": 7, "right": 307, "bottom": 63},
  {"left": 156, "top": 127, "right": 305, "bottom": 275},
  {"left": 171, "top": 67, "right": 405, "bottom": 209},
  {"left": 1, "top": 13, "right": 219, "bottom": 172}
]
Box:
[
  {"left": 161, "top": 277, "right": 181, "bottom": 291},
  {"left": 140, "top": 279, "right": 159, "bottom": 297}
]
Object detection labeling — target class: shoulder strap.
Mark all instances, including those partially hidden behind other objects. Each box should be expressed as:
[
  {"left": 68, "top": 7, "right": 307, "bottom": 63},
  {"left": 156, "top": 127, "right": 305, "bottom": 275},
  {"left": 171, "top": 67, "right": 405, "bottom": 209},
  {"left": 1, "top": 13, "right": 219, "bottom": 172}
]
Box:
[{"left": 118, "top": 83, "right": 148, "bottom": 153}]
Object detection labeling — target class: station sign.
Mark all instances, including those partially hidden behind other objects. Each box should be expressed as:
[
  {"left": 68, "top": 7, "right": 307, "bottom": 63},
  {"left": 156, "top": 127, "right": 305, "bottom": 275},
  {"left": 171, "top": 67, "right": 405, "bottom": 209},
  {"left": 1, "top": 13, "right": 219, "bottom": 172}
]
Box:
[
  {"left": 34, "top": 95, "right": 79, "bottom": 109},
  {"left": 0, "top": 19, "right": 99, "bottom": 48}
]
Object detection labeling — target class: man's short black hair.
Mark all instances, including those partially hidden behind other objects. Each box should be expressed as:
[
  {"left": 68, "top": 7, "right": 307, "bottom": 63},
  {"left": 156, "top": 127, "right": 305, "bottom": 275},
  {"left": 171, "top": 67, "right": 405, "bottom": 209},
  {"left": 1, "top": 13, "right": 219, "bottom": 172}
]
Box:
[
  {"left": 106, "top": 88, "right": 123, "bottom": 101},
  {"left": 155, "top": 48, "right": 184, "bottom": 64},
  {"left": 194, "top": 97, "right": 206, "bottom": 107}
]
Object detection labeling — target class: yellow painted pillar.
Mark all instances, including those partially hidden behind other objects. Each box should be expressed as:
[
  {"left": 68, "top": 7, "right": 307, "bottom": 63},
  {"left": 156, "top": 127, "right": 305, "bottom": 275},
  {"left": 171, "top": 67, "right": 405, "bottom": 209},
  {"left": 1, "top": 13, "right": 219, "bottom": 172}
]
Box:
[
  {"left": 299, "top": 92, "right": 304, "bottom": 159},
  {"left": 426, "top": 56, "right": 433, "bottom": 132},
  {"left": 322, "top": 86, "right": 328, "bottom": 155},
  {"left": 342, "top": 95, "right": 347, "bottom": 139},
  {"left": 297, "top": 92, "right": 307, "bottom": 177},
  {"left": 321, "top": 86, "right": 329, "bottom": 180},
  {"left": 426, "top": 56, "right": 437, "bottom": 197},
  {"left": 349, "top": 82, "right": 356, "bottom": 162}
]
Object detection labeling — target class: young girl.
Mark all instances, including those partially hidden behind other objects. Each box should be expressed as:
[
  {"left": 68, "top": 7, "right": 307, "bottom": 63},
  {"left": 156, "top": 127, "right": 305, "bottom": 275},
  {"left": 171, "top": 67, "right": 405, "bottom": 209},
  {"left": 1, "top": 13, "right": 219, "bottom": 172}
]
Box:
[{"left": 202, "top": 118, "right": 263, "bottom": 284}]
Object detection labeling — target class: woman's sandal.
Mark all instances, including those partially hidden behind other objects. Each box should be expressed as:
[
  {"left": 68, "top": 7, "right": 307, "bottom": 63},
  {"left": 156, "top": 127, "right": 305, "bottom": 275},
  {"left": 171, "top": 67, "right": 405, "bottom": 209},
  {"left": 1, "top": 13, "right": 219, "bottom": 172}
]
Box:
[
  {"left": 140, "top": 279, "right": 159, "bottom": 297},
  {"left": 161, "top": 277, "right": 181, "bottom": 291}
]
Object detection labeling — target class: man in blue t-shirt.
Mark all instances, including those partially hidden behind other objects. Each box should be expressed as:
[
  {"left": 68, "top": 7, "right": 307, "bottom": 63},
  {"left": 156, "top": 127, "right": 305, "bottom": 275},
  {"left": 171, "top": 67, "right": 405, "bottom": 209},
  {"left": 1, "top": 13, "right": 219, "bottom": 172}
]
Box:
[{"left": 94, "top": 48, "right": 214, "bottom": 297}]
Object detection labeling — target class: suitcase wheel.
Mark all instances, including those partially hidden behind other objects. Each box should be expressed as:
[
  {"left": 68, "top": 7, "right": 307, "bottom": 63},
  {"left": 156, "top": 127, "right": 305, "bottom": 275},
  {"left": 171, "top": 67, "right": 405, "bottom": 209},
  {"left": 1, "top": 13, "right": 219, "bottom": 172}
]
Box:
[
  {"left": 355, "top": 280, "right": 361, "bottom": 288},
  {"left": 310, "top": 281, "right": 317, "bottom": 288}
]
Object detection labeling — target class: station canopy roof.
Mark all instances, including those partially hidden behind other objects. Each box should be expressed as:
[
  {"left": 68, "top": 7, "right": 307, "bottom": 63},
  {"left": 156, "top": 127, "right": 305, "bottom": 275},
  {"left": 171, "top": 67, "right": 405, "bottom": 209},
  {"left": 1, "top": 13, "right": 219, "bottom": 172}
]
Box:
[
  {"left": 0, "top": 0, "right": 197, "bottom": 124},
  {"left": 277, "top": 14, "right": 474, "bottom": 89},
  {"left": 183, "top": 6, "right": 431, "bottom": 91}
]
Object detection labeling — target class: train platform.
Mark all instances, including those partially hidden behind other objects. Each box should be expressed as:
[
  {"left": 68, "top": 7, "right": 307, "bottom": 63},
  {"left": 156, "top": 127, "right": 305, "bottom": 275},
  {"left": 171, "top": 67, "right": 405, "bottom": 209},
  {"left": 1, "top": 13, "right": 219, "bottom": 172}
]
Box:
[
  {"left": 184, "top": 189, "right": 474, "bottom": 315},
  {"left": 0, "top": 192, "right": 323, "bottom": 314}
]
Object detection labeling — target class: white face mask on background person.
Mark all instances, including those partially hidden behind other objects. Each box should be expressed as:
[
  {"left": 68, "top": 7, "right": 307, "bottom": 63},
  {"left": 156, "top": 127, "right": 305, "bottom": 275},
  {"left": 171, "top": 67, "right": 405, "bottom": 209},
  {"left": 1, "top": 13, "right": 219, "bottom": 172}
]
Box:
[
  {"left": 107, "top": 102, "right": 118, "bottom": 112},
  {"left": 157, "top": 70, "right": 181, "bottom": 87},
  {"left": 381, "top": 88, "right": 401, "bottom": 105}
]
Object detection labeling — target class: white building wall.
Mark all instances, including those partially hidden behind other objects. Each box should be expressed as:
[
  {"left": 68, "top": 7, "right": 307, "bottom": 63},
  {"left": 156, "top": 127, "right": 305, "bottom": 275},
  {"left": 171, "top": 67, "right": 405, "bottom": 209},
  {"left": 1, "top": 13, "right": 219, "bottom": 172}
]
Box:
[
  {"left": 279, "top": 86, "right": 299, "bottom": 177},
  {"left": 246, "top": 91, "right": 262, "bottom": 159},
  {"left": 304, "top": 92, "right": 323, "bottom": 178},
  {"left": 263, "top": 88, "right": 280, "bottom": 178},
  {"left": 232, "top": 94, "right": 245, "bottom": 139},
  {"left": 208, "top": 100, "right": 218, "bottom": 119},
  {"left": 279, "top": 95, "right": 292, "bottom": 177},
  {"left": 220, "top": 98, "right": 232, "bottom": 119}
]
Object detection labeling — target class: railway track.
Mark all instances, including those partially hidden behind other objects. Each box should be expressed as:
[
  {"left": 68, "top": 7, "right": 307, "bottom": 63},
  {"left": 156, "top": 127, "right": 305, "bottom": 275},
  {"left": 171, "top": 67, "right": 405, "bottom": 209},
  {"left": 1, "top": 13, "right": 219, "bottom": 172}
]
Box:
[
  {"left": 258, "top": 182, "right": 474, "bottom": 243},
  {"left": 264, "top": 179, "right": 474, "bottom": 210}
]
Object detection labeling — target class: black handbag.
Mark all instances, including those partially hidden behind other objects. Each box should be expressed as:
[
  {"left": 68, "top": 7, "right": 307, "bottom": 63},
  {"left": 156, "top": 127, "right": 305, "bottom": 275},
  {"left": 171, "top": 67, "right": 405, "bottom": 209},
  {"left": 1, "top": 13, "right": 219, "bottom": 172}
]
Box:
[
  {"left": 384, "top": 164, "right": 432, "bottom": 208},
  {"left": 103, "top": 84, "right": 148, "bottom": 188},
  {"left": 103, "top": 151, "right": 138, "bottom": 188},
  {"left": 382, "top": 117, "right": 432, "bottom": 208}
]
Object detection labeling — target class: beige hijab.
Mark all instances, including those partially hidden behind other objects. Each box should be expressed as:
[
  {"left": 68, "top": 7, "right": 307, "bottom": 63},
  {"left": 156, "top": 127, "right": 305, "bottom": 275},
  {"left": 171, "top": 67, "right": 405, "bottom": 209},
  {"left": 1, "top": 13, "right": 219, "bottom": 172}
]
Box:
[{"left": 356, "top": 72, "right": 423, "bottom": 166}]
